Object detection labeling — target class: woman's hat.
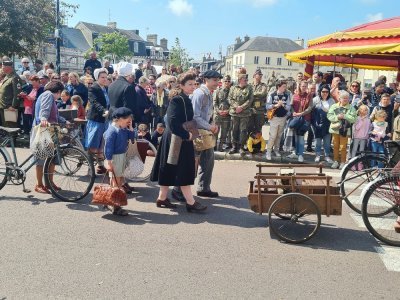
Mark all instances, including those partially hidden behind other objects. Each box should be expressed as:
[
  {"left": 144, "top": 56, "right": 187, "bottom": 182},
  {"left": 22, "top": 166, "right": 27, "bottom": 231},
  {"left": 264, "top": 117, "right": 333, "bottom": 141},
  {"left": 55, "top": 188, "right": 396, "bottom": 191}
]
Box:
[{"left": 112, "top": 107, "right": 132, "bottom": 119}]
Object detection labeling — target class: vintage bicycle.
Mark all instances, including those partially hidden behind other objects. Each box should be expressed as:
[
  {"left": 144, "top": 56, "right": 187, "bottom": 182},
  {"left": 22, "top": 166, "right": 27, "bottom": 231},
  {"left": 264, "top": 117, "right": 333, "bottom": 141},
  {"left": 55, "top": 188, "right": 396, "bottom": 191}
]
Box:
[{"left": 0, "top": 125, "right": 95, "bottom": 202}]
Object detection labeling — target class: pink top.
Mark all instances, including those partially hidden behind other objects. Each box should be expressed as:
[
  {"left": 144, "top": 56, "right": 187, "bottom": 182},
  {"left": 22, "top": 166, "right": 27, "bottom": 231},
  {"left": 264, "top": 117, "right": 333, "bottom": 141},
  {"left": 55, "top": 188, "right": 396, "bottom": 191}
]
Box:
[{"left": 353, "top": 116, "right": 371, "bottom": 139}]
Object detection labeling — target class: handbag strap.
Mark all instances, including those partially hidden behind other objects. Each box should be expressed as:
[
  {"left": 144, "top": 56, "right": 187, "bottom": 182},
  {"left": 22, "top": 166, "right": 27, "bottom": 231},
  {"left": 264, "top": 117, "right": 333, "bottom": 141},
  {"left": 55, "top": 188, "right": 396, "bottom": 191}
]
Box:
[
  {"left": 101, "top": 170, "right": 121, "bottom": 188},
  {"left": 179, "top": 96, "right": 188, "bottom": 122}
]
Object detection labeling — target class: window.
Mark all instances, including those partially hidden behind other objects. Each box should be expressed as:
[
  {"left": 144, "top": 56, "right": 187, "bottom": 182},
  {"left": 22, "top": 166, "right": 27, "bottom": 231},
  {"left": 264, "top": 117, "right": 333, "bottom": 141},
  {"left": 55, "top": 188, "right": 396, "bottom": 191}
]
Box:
[
  {"left": 265, "top": 57, "right": 270, "bottom": 65},
  {"left": 239, "top": 56, "right": 242, "bottom": 65},
  {"left": 277, "top": 58, "right": 282, "bottom": 65},
  {"left": 254, "top": 56, "right": 259, "bottom": 64},
  {"left": 134, "top": 42, "right": 139, "bottom": 53},
  {"left": 287, "top": 60, "right": 292, "bottom": 66}
]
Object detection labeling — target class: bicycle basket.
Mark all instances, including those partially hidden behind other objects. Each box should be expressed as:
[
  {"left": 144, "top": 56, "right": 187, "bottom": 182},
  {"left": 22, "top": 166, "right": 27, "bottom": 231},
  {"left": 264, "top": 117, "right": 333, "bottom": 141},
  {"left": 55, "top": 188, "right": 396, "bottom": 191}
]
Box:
[{"left": 385, "top": 140, "right": 400, "bottom": 166}]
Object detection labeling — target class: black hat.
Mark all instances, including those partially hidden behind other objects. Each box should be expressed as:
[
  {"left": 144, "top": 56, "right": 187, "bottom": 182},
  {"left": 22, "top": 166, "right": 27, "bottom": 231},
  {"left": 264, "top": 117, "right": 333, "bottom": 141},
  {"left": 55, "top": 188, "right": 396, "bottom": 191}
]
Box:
[
  {"left": 203, "top": 70, "right": 222, "bottom": 79},
  {"left": 112, "top": 107, "right": 133, "bottom": 119},
  {"left": 2, "top": 60, "right": 13, "bottom": 67}
]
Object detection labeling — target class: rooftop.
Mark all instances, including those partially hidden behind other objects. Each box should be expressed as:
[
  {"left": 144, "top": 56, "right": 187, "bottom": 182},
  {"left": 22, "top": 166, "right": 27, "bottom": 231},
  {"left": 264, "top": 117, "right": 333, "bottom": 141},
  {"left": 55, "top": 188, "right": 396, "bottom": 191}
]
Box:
[{"left": 235, "top": 36, "right": 303, "bottom": 53}]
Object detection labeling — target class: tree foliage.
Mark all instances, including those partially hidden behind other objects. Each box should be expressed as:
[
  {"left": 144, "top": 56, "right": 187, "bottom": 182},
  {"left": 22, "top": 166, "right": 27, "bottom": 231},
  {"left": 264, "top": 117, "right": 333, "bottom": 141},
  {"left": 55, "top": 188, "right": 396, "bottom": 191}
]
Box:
[
  {"left": 94, "top": 32, "right": 132, "bottom": 62},
  {"left": 0, "top": 0, "right": 78, "bottom": 58},
  {"left": 169, "top": 38, "right": 192, "bottom": 71}
]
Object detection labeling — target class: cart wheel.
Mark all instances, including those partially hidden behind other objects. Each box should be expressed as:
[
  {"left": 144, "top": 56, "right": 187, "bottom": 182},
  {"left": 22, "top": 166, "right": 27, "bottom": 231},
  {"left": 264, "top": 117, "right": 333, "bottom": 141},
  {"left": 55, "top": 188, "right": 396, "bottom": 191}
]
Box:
[{"left": 268, "top": 193, "right": 321, "bottom": 244}]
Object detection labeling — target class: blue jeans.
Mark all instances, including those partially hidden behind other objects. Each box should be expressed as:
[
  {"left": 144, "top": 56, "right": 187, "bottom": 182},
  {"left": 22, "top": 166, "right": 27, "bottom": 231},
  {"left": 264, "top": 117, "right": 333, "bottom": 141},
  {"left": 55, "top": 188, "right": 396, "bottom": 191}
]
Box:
[
  {"left": 371, "top": 141, "right": 384, "bottom": 168},
  {"left": 295, "top": 135, "right": 305, "bottom": 156},
  {"left": 315, "top": 134, "right": 331, "bottom": 157}
]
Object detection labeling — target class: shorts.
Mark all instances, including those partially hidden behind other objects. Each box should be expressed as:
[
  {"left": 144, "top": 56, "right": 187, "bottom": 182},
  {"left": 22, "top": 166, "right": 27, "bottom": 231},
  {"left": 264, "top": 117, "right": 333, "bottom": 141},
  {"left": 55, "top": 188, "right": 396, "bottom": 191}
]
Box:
[{"left": 107, "top": 153, "right": 126, "bottom": 178}]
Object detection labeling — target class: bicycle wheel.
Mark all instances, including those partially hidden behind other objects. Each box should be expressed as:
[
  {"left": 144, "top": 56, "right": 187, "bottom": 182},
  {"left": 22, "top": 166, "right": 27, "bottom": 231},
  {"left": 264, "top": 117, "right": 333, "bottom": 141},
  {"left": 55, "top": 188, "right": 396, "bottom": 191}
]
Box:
[
  {"left": 268, "top": 193, "right": 321, "bottom": 243},
  {"left": 361, "top": 175, "right": 400, "bottom": 247},
  {"left": 0, "top": 148, "right": 9, "bottom": 190},
  {"left": 340, "top": 154, "right": 388, "bottom": 214},
  {"left": 128, "top": 140, "right": 157, "bottom": 182},
  {"left": 44, "top": 145, "right": 95, "bottom": 202}
]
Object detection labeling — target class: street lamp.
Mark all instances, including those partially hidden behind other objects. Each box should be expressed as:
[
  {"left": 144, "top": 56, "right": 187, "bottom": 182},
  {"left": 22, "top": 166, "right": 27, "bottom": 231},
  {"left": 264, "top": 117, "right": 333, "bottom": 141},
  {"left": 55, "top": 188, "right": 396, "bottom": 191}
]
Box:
[{"left": 55, "top": 0, "right": 61, "bottom": 74}]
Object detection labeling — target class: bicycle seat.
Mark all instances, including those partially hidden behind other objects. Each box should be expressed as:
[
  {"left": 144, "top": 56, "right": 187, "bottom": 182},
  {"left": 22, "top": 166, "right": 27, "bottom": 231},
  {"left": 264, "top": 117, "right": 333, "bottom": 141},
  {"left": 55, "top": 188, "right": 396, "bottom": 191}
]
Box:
[{"left": 0, "top": 126, "right": 21, "bottom": 136}]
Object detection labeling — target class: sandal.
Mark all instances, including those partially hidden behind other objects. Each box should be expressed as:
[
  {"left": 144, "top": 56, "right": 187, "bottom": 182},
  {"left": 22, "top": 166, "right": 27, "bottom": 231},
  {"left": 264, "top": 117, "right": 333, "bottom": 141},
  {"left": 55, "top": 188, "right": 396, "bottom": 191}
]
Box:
[
  {"left": 394, "top": 220, "right": 400, "bottom": 233},
  {"left": 46, "top": 183, "right": 62, "bottom": 191},
  {"left": 34, "top": 185, "right": 50, "bottom": 194},
  {"left": 112, "top": 206, "right": 128, "bottom": 216}
]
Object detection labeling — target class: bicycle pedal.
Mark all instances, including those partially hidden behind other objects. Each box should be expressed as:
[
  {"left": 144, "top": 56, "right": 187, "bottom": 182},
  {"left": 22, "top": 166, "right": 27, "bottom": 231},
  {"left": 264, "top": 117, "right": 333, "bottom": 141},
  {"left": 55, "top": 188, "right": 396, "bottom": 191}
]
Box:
[{"left": 23, "top": 189, "right": 31, "bottom": 193}]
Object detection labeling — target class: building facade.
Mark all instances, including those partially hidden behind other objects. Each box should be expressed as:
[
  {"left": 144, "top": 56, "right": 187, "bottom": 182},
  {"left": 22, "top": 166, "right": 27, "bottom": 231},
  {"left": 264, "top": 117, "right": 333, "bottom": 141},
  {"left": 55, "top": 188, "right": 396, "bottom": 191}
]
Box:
[{"left": 225, "top": 36, "right": 304, "bottom": 81}]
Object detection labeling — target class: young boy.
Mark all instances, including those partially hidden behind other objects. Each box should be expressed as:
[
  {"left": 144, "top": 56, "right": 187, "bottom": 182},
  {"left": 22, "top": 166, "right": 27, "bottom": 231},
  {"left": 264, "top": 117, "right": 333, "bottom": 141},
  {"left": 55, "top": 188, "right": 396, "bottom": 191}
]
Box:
[
  {"left": 57, "top": 90, "right": 71, "bottom": 109},
  {"left": 103, "top": 107, "right": 135, "bottom": 216},
  {"left": 246, "top": 131, "right": 266, "bottom": 154},
  {"left": 151, "top": 123, "right": 165, "bottom": 148},
  {"left": 137, "top": 123, "right": 151, "bottom": 142}
]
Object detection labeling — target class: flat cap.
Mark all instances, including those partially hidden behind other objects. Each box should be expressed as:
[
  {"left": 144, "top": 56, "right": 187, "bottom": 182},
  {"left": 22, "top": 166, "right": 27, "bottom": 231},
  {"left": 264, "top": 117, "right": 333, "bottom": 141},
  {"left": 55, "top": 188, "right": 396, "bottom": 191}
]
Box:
[
  {"left": 112, "top": 107, "right": 133, "bottom": 119},
  {"left": 203, "top": 70, "right": 222, "bottom": 79}
]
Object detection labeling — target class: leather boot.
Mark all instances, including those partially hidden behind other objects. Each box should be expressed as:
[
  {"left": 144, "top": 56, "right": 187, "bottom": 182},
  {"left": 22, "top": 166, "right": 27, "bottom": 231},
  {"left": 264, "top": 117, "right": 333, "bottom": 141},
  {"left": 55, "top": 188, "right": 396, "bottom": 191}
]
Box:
[{"left": 228, "top": 144, "right": 238, "bottom": 154}]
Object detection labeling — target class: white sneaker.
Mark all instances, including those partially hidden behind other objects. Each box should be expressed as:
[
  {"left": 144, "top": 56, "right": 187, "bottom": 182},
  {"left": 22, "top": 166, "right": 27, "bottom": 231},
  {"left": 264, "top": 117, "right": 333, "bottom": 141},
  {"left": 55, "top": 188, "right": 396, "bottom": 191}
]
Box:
[
  {"left": 298, "top": 155, "right": 304, "bottom": 163},
  {"left": 266, "top": 151, "right": 272, "bottom": 161},
  {"left": 287, "top": 153, "right": 298, "bottom": 159},
  {"left": 325, "top": 157, "right": 333, "bottom": 163},
  {"left": 314, "top": 156, "right": 320, "bottom": 163},
  {"left": 339, "top": 162, "right": 346, "bottom": 170},
  {"left": 274, "top": 151, "right": 281, "bottom": 157},
  {"left": 331, "top": 161, "right": 339, "bottom": 169}
]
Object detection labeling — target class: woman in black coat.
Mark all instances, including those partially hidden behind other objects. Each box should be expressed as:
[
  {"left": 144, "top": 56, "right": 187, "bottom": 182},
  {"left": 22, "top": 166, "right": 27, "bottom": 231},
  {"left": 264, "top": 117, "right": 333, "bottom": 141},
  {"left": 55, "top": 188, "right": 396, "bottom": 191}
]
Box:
[
  {"left": 85, "top": 68, "right": 110, "bottom": 175},
  {"left": 150, "top": 72, "right": 206, "bottom": 212}
]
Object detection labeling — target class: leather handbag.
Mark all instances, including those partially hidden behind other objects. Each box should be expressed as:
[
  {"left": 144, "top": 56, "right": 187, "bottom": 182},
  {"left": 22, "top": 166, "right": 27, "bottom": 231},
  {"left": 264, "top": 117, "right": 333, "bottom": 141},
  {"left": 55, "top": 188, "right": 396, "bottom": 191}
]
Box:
[
  {"left": 194, "top": 129, "right": 216, "bottom": 151},
  {"left": 180, "top": 96, "right": 199, "bottom": 139},
  {"left": 91, "top": 171, "right": 127, "bottom": 206}
]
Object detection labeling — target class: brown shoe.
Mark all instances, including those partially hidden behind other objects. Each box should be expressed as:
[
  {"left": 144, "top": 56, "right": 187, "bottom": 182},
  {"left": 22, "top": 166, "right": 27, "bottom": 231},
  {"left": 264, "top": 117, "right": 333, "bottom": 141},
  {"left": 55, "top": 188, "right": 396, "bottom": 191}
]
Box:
[
  {"left": 96, "top": 166, "right": 107, "bottom": 175},
  {"left": 156, "top": 198, "right": 177, "bottom": 208},
  {"left": 122, "top": 183, "right": 135, "bottom": 192}
]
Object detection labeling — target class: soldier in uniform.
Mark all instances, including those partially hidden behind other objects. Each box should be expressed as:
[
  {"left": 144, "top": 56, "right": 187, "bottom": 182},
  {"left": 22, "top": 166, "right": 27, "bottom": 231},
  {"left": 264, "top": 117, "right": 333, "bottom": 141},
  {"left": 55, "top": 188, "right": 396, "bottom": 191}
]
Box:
[
  {"left": 228, "top": 73, "right": 253, "bottom": 155},
  {"left": 249, "top": 69, "right": 268, "bottom": 134},
  {"left": 266, "top": 70, "right": 277, "bottom": 94},
  {"left": 0, "top": 60, "right": 22, "bottom": 127},
  {"left": 213, "top": 74, "right": 232, "bottom": 151}
]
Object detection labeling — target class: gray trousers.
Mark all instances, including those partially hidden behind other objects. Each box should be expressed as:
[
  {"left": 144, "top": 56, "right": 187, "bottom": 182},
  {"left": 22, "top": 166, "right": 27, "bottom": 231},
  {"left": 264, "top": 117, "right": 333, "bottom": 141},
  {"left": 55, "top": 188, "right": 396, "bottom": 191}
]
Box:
[{"left": 197, "top": 147, "right": 215, "bottom": 192}]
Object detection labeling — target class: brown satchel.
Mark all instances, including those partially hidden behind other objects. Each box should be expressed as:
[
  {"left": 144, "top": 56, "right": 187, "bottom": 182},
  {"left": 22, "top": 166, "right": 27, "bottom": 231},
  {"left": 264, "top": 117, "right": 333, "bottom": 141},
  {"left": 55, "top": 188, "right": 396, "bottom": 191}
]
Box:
[{"left": 91, "top": 171, "right": 128, "bottom": 206}]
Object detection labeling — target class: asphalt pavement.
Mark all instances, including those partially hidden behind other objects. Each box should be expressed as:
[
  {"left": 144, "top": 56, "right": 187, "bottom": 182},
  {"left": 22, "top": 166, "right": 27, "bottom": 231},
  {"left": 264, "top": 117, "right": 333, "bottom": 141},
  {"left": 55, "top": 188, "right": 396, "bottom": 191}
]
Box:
[{"left": 1, "top": 147, "right": 400, "bottom": 299}]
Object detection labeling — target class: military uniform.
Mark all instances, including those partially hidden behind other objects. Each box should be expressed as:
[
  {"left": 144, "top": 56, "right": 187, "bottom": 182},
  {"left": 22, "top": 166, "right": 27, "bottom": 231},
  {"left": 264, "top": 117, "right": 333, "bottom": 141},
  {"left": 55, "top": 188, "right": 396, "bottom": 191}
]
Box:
[
  {"left": 0, "top": 68, "right": 22, "bottom": 127},
  {"left": 228, "top": 79, "right": 253, "bottom": 152},
  {"left": 249, "top": 81, "right": 268, "bottom": 133},
  {"left": 213, "top": 86, "right": 231, "bottom": 150}
]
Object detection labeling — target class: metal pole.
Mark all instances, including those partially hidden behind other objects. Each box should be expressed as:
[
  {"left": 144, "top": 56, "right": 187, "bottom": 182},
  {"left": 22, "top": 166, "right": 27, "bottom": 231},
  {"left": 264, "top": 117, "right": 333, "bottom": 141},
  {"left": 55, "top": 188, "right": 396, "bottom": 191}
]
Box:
[
  {"left": 350, "top": 55, "right": 354, "bottom": 83},
  {"left": 55, "top": 0, "right": 61, "bottom": 74},
  {"left": 333, "top": 56, "right": 336, "bottom": 78}
]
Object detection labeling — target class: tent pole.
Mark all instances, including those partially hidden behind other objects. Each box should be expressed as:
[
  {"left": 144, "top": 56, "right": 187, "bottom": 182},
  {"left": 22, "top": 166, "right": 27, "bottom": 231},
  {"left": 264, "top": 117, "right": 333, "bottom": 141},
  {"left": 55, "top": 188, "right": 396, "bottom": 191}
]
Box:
[
  {"left": 350, "top": 55, "right": 354, "bottom": 83},
  {"left": 333, "top": 56, "right": 336, "bottom": 77}
]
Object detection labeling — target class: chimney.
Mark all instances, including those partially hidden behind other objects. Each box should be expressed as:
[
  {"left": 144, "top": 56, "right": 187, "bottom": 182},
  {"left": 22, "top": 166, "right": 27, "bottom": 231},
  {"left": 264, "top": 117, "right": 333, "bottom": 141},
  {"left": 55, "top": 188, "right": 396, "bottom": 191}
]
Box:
[
  {"left": 160, "top": 38, "right": 168, "bottom": 49},
  {"left": 294, "top": 38, "right": 305, "bottom": 48},
  {"left": 147, "top": 34, "right": 158, "bottom": 46},
  {"left": 107, "top": 22, "right": 117, "bottom": 29},
  {"left": 133, "top": 29, "right": 139, "bottom": 35},
  {"left": 235, "top": 37, "right": 242, "bottom": 45},
  {"left": 244, "top": 35, "right": 250, "bottom": 42}
]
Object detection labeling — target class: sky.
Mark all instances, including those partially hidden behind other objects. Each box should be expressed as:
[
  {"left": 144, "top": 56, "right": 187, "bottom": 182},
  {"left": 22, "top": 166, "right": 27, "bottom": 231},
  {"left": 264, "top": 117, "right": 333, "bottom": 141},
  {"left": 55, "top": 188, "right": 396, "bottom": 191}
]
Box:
[{"left": 66, "top": 0, "right": 399, "bottom": 61}]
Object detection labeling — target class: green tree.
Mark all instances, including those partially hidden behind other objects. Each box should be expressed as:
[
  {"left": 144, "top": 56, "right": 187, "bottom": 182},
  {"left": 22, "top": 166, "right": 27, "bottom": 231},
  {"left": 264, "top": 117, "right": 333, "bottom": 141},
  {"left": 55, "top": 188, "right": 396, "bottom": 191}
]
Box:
[
  {"left": 94, "top": 32, "right": 132, "bottom": 62},
  {"left": 169, "top": 38, "right": 193, "bottom": 71},
  {"left": 0, "top": 0, "right": 78, "bottom": 57}
]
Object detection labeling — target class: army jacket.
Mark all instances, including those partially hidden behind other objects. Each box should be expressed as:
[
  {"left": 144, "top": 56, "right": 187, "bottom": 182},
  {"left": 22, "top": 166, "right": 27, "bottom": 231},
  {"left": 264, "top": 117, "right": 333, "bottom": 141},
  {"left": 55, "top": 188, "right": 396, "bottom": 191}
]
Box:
[
  {"left": 252, "top": 82, "right": 268, "bottom": 114},
  {"left": 0, "top": 72, "right": 22, "bottom": 109},
  {"left": 213, "top": 86, "right": 231, "bottom": 121},
  {"left": 228, "top": 84, "right": 254, "bottom": 117}
]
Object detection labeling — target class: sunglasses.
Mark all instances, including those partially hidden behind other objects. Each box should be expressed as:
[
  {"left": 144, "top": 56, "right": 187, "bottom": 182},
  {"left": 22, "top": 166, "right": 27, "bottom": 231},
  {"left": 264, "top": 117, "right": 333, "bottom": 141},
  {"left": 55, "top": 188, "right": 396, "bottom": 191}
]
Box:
[
  {"left": 224, "top": 80, "right": 231, "bottom": 82},
  {"left": 52, "top": 77, "right": 60, "bottom": 79},
  {"left": 22, "top": 62, "right": 29, "bottom": 64},
  {"left": 87, "top": 82, "right": 93, "bottom": 85},
  {"left": 351, "top": 85, "right": 359, "bottom": 87},
  {"left": 321, "top": 90, "right": 329, "bottom": 93}
]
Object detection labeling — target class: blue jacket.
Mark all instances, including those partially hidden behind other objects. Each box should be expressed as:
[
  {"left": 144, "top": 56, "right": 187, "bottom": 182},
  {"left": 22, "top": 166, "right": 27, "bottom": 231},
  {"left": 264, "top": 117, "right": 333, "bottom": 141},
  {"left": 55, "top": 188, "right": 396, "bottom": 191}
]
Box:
[
  {"left": 311, "top": 96, "right": 335, "bottom": 138},
  {"left": 103, "top": 124, "right": 135, "bottom": 160}
]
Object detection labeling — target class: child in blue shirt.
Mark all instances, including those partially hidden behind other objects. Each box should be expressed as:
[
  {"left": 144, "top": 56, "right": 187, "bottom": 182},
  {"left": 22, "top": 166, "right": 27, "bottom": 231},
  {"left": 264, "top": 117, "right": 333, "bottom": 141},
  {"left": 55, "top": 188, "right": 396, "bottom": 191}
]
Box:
[{"left": 103, "top": 107, "right": 135, "bottom": 216}]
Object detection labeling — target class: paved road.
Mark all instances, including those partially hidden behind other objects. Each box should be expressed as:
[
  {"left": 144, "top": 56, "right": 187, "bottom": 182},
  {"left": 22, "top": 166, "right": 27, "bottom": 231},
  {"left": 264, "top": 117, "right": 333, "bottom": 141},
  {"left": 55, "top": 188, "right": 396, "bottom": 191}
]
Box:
[{"left": 1, "top": 148, "right": 400, "bottom": 299}]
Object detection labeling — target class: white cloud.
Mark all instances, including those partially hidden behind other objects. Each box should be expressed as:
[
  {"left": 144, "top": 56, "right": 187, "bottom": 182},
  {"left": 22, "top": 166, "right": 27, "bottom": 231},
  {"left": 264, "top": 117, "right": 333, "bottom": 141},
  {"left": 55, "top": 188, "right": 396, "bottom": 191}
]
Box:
[
  {"left": 366, "top": 12, "right": 383, "bottom": 22},
  {"left": 168, "top": 0, "right": 193, "bottom": 16},
  {"left": 250, "top": 0, "right": 277, "bottom": 7}
]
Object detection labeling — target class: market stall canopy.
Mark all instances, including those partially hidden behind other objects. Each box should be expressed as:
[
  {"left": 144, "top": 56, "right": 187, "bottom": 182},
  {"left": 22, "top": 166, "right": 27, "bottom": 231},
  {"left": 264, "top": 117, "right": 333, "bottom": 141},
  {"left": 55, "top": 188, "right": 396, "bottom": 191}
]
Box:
[{"left": 285, "top": 16, "right": 400, "bottom": 71}]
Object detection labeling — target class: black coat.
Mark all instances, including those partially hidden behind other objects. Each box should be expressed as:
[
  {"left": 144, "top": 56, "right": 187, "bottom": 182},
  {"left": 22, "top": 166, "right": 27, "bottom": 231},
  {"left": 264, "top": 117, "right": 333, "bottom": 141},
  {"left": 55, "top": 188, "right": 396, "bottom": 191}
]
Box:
[
  {"left": 108, "top": 77, "right": 138, "bottom": 121},
  {"left": 150, "top": 92, "right": 195, "bottom": 186},
  {"left": 87, "top": 82, "right": 109, "bottom": 123}
]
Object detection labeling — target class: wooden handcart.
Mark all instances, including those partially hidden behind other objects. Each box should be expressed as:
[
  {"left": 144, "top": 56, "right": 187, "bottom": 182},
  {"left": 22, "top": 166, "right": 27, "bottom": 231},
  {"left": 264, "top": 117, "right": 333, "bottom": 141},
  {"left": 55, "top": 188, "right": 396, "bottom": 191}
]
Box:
[{"left": 247, "top": 164, "right": 341, "bottom": 243}]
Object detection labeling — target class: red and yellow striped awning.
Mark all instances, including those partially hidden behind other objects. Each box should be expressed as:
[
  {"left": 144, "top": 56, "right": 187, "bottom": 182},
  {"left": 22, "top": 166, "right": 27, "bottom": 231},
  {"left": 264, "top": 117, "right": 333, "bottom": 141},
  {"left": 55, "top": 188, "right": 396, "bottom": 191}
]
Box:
[{"left": 285, "top": 16, "right": 400, "bottom": 71}]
